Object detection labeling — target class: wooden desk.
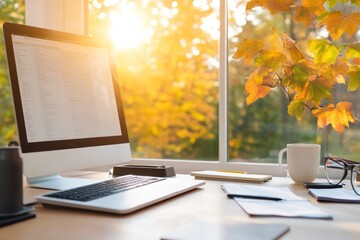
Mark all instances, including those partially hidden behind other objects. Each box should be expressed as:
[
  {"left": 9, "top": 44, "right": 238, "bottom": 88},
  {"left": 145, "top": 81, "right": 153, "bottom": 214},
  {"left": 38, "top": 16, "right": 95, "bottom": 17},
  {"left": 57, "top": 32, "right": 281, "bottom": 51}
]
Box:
[{"left": 1, "top": 172, "right": 360, "bottom": 240}]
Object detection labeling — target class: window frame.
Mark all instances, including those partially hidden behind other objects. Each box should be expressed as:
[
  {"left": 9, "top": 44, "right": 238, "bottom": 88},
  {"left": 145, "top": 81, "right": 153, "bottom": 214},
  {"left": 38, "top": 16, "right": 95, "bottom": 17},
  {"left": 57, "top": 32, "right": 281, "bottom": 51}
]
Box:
[{"left": 24, "top": 0, "right": 327, "bottom": 177}]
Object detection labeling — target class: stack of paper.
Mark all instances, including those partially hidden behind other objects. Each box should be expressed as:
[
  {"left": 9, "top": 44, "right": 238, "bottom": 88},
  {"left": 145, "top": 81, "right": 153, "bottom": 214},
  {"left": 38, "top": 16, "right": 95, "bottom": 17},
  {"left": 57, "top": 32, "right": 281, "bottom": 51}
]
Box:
[{"left": 222, "top": 184, "right": 332, "bottom": 220}]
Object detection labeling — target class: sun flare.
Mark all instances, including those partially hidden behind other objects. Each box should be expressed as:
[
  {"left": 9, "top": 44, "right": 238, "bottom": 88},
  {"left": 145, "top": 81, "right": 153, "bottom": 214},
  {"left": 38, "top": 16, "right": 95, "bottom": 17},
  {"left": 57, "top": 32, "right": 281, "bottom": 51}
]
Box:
[{"left": 107, "top": 11, "right": 147, "bottom": 50}]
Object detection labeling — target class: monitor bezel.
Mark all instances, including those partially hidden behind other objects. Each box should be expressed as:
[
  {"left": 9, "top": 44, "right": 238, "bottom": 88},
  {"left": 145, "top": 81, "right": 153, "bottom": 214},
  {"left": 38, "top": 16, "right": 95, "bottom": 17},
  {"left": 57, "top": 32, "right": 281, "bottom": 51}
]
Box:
[{"left": 3, "top": 22, "right": 129, "bottom": 153}]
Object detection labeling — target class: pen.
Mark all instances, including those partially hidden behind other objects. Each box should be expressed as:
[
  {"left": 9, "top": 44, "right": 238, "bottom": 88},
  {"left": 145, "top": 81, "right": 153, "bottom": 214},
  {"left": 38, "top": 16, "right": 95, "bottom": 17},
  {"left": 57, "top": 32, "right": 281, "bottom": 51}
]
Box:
[
  {"left": 215, "top": 170, "right": 247, "bottom": 174},
  {"left": 228, "top": 194, "right": 282, "bottom": 201}
]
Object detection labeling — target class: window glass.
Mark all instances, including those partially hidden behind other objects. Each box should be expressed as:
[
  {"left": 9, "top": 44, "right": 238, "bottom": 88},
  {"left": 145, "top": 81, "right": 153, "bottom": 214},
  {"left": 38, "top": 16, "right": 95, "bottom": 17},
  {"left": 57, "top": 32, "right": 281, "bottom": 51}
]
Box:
[
  {"left": 228, "top": 1, "right": 360, "bottom": 164},
  {"left": 2, "top": 0, "right": 358, "bottom": 165},
  {"left": 89, "top": 0, "right": 219, "bottom": 160},
  {"left": 0, "top": 0, "right": 25, "bottom": 145}
]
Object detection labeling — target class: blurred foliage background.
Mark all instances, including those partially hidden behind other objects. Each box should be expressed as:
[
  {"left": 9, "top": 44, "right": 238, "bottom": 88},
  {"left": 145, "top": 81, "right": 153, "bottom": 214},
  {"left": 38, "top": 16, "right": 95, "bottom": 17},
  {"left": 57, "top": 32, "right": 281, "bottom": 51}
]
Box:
[
  {"left": 89, "top": 0, "right": 219, "bottom": 159},
  {"left": 0, "top": 0, "right": 359, "bottom": 163},
  {"left": 0, "top": 0, "right": 24, "bottom": 146}
]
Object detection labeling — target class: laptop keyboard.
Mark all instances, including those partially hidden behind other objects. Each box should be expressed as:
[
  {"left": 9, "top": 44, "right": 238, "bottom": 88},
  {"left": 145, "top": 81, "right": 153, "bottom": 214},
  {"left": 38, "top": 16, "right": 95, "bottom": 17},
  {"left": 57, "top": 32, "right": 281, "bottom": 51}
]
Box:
[{"left": 45, "top": 175, "right": 165, "bottom": 202}]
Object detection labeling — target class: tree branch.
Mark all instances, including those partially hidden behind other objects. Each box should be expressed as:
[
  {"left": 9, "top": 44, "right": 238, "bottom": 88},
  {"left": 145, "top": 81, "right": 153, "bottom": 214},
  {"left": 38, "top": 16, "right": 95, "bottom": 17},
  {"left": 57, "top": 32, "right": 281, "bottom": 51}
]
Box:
[{"left": 273, "top": 71, "right": 317, "bottom": 111}]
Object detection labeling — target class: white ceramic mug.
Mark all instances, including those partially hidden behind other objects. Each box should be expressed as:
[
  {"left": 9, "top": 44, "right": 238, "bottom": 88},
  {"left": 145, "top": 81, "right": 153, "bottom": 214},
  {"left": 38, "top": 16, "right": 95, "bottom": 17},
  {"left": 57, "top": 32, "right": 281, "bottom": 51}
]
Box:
[{"left": 278, "top": 143, "right": 320, "bottom": 183}]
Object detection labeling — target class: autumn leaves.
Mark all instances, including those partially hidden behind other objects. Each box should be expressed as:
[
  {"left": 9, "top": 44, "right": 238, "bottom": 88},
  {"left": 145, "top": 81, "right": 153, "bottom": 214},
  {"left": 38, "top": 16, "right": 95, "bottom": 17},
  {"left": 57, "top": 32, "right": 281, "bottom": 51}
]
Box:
[{"left": 233, "top": 0, "right": 360, "bottom": 133}]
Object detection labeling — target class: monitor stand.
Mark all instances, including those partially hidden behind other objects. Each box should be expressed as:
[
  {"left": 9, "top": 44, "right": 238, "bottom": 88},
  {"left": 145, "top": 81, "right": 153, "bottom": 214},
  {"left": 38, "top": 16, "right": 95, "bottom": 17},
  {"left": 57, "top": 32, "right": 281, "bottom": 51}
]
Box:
[{"left": 27, "top": 174, "right": 102, "bottom": 190}]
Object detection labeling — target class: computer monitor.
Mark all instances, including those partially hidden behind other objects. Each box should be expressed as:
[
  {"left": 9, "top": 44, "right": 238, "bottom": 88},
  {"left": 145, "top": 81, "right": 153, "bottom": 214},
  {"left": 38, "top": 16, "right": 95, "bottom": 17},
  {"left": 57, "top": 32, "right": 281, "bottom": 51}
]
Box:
[{"left": 3, "top": 22, "right": 131, "bottom": 190}]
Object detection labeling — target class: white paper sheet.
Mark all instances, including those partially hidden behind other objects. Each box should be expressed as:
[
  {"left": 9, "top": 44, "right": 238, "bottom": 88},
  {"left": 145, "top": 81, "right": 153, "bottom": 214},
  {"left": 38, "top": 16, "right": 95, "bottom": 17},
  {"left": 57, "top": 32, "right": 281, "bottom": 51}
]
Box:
[
  {"left": 234, "top": 198, "right": 332, "bottom": 219},
  {"left": 222, "top": 184, "right": 304, "bottom": 201},
  {"left": 221, "top": 184, "right": 332, "bottom": 219}
]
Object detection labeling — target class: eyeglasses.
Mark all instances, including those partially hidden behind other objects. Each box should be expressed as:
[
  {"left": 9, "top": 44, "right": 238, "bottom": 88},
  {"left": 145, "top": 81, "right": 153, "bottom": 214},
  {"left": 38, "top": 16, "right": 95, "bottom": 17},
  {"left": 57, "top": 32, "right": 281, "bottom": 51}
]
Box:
[{"left": 324, "top": 155, "right": 360, "bottom": 195}]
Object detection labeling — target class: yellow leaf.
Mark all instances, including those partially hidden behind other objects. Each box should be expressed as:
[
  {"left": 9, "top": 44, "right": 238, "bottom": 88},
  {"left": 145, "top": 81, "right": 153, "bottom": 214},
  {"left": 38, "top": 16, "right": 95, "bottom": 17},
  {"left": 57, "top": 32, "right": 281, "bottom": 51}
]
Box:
[
  {"left": 254, "top": 50, "right": 286, "bottom": 69},
  {"left": 337, "top": 102, "right": 355, "bottom": 124},
  {"left": 345, "top": 43, "right": 360, "bottom": 59},
  {"left": 245, "top": 71, "right": 272, "bottom": 105},
  {"left": 253, "top": 66, "right": 270, "bottom": 84},
  {"left": 318, "top": 58, "right": 349, "bottom": 84},
  {"left": 283, "top": 62, "right": 312, "bottom": 89},
  {"left": 348, "top": 68, "right": 360, "bottom": 91},
  {"left": 312, "top": 102, "right": 355, "bottom": 133},
  {"left": 278, "top": 33, "right": 304, "bottom": 63},
  {"left": 233, "top": 39, "right": 263, "bottom": 66},
  {"left": 298, "top": 77, "right": 332, "bottom": 105},
  {"left": 312, "top": 104, "right": 334, "bottom": 128},
  {"left": 288, "top": 100, "right": 305, "bottom": 121},
  {"left": 294, "top": 6, "right": 316, "bottom": 27},
  {"left": 302, "top": 0, "right": 326, "bottom": 8},
  {"left": 309, "top": 39, "right": 339, "bottom": 64},
  {"left": 246, "top": 0, "right": 296, "bottom": 15},
  {"left": 318, "top": 11, "right": 360, "bottom": 40},
  {"left": 263, "top": 30, "right": 283, "bottom": 51},
  {"left": 294, "top": 0, "right": 326, "bottom": 26}
]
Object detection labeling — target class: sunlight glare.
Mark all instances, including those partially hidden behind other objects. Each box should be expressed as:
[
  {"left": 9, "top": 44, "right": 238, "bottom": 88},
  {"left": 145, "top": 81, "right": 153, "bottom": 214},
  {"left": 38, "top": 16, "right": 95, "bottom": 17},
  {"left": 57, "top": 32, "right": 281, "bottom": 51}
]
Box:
[{"left": 108, "top": 11, "right": 147, "bottom": 50}]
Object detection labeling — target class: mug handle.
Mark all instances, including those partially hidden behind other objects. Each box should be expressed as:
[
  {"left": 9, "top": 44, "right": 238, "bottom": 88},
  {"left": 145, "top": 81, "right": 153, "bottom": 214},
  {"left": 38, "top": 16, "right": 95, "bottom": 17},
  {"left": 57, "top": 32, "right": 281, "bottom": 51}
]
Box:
[{"left": 278, "top": 148, "right": 287, "bottom": 176}]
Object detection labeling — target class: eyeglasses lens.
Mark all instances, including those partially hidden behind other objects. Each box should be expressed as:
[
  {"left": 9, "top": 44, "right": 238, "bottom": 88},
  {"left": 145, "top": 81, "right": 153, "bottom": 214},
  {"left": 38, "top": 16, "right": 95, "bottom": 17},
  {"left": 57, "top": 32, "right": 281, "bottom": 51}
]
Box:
[
  {"left": 351, "top": 165, "right": 360, "bottom": 195},
  {"left": 326, "top": 159, "right": 345, "bottom": 185}
]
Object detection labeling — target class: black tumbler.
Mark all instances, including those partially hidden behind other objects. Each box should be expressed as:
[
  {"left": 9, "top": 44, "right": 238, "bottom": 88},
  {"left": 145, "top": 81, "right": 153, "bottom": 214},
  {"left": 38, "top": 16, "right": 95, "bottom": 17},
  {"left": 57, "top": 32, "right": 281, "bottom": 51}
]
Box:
[{"left": 0, "top": 146, "right": 23, "bottom": 215}]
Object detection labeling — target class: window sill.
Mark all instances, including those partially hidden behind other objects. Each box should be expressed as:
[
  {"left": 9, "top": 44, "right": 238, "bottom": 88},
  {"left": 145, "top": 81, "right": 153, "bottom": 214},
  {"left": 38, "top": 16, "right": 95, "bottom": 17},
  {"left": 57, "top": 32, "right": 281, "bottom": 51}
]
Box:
[{"left": 130, "top": 158, "right": 328, "bottom": 177}]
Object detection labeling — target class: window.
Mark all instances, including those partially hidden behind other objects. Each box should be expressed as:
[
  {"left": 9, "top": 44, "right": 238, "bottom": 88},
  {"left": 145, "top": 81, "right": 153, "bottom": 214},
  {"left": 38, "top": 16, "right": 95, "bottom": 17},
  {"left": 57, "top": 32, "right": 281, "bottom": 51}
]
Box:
[
  {"left": 89, "top": 0, "right": 360, "bottom": 167},
  {"left": 2, "top": 1, "right": 359, "bottom": 175},
  {"left": 228, "top": 1, "right": 360, "bottom": 165}
]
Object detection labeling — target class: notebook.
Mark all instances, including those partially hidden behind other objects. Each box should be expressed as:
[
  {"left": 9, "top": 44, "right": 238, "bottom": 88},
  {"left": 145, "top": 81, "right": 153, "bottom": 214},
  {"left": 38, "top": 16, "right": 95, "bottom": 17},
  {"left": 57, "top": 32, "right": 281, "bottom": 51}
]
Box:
[
  {"left": 191, "top": 170, "right": 272, "bottom": 183},
  {"left": 36, "top": 175, "right": 205, "bottom": 214},
  {"left": 222, "top": 184, "right": 332, "bottom": 219},
  {"left": 309, "top": 188, "right": 360, "bottom": 203}
]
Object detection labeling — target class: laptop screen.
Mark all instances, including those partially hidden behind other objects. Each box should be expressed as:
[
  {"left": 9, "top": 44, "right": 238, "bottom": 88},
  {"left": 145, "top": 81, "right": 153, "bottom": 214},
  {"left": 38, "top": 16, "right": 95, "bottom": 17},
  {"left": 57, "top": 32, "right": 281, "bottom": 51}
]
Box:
[{"left": 4, "top": 23, "right": 129, "bottom": 153}]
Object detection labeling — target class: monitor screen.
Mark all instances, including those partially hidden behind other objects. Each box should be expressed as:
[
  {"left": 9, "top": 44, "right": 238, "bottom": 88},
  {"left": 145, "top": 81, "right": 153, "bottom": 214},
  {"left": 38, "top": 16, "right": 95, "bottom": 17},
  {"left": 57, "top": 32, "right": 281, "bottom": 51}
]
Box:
[{"left": 3, "top": 23, "right": 131, "bottom": 188}]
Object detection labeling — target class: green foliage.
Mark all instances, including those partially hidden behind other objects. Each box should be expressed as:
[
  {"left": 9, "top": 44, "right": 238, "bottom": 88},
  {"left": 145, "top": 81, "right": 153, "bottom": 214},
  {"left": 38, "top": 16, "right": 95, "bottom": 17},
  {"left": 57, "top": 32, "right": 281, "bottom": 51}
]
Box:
[{"left": 0, "top": 0, "right": 24, "bottom": 145}]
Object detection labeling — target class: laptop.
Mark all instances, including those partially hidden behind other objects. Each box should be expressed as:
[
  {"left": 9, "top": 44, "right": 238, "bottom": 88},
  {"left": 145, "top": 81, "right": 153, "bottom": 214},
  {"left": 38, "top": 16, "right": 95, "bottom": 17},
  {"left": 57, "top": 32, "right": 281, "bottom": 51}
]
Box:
[
  {"left": 36, "top": 175, "right": 205, "bottom": 214},
  {"left": 3, "top": 22, "right": 205, "bottom": 214}
]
